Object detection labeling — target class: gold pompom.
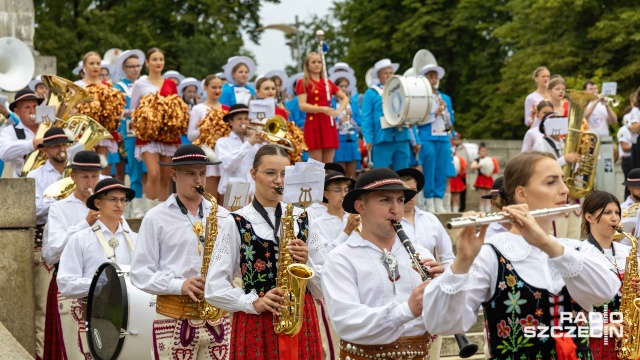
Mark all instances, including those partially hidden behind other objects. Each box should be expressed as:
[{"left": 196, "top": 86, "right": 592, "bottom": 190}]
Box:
[
  {"left": 279, "top": 121, "right": 307, "bottom": 163},
  {"left": 193, "top": 108, "right": 230, "bottom": 149},
  {"left": 131, "top": 94, "right": 189, "bottom": 142},
  {"left": 75, "top": 83, "right": 126, "bottom": 132}
]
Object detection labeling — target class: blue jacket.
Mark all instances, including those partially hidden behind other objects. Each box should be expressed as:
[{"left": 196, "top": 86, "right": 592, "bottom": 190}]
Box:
[
  {"left": 417, "top": 91, "right": 454, "bottom": 143},
  {"left": 332, "top": 97, "right": 361, "bottom": 142},
  {"left": 361, "top": 86, "right": 413, "bottom": 145},
  {"left": 114, "top": 78, "right": 133, "bottom": 139},
  {"left": 285, "top": 97, "right": 306, "bottom": 130},
  {"left": 220, "top": 83, "right": 256, "bottom": 107}
]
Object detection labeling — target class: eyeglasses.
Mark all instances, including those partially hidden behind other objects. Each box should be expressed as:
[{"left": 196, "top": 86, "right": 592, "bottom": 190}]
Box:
[
  {"left": 103, "top": 197, "right": 129, "bottom": 205},
  {"left": 326, "top": 187, "right": 350, "bottom": 194},
  {"left": 256, "top": 169, "right": 285, "bottom": 181},
  {"left": 124, "top": 65, "right": 142, "bottom": 69}
]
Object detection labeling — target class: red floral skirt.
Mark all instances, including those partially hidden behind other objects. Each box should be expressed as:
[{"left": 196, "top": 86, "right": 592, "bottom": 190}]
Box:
[
  {"left": 590, "top": 336, "right": 628, "bottom": 360},
  {"left": 230, "top": 293, "right": 323, "bottom": 360},
  {"left": 450, "top": 175, "right": 466, "bottom": 193},
  {"left": 474, "top": 174, "right": 494, "bottom": 190}
]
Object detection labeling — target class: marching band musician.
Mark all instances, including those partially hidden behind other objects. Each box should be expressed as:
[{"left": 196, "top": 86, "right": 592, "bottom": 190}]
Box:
[
  {"left": 0, "top": 89, "right": 44, "bottom": 177},
  {"left": 330, "top": 72, "right": 361, "bottom": 179},
  {"left": 417, "top": 63, "right": 452, "bottom": 213},
  {"left": 163, "top": 70, "right": 185, "bottom": 86},
  {"left": 29, "top": 75, "right": 49, "bottom": 99},
  {"left": 74, "top": 51, "right": 104, "bottom": 87},
  {"left": 284, "top": 73, "right": 306, "bottom": 129},
  {"left": 397, "top": 168, "right": 455, "bottom": 268},
  {"left": 264, "top": 69, "right": 288, "bottom": 105},
  {"left": 220, "top": 56, "right": 257, "bottom": 106},
  {"left": 187, "top": 74, "right": 228, "bottom": 198},
  {"left": 129, "top": 47, "right": 181, "bottom": 207},
  {"left": 583, "top": 81, "right": 618, "bottom": 138},
  {"left": 41, "top": 150, "right": 114, "bottom": 360},
  {"left": 296, "top": 52, "right": 350, "bottom": 163},
  {"left": 113, "top": 49, "right": 146, "bottom": 217},
  {"left": 361, "top": 59, "right": 414, "bottom": 172},
  {"left": 322, "top": 167, "right": 438, "bottom": 360},
  {"left": 25, "top": 127, "right": 76, "bottom": 360},
  {"left": 205, "top": 144, "right": 325, "bottom": 359},
  {"left": 131, "top": 145, "right": 231, "bottom": 359},
  {"left": 580, "top": 190, "right": 637, "bottom": 360},
  {"left": 57, "top": 178, "right": 137, "bottom": 299},
  {"left": 422, "top": 151, "right": 619, "bottom": 359},
  {"left": 620, "top": 168, "right": 640, "bottom": 211},
  {"left": 215, "top": 103, "right": 264, "bottom": 198},
  {"left": 178, "top": 76, "right": 204, "bottom": 145}
]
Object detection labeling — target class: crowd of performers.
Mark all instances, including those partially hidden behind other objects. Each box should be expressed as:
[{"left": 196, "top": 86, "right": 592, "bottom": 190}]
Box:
[{"left": 0, "top": 47, "right": 639, "bottom": 360}]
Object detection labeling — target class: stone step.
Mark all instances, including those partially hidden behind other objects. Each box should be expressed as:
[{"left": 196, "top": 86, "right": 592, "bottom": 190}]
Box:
[{"left": 440, "top": 332, "right": 486, "bottom": 358}]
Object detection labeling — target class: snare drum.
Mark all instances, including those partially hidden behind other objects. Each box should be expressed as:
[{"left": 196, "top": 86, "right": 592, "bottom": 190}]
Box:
[
  {"left": 86, "top": 262, "right": 156, "bottom": 360},
  {"left": 382, "top": 75, "right": 434, "bottom": 127}
]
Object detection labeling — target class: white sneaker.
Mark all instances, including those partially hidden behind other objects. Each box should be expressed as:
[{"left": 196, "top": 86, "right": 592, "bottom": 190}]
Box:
[
  {"left": 434, "top": 198, "right": 446, "bottom": 213},
  {"left": 443, "top": 192, "right": 452, "bottom": 212},
  {"left": 425, "top": 198, "right": 436, "bottom": 213},
  {"left": 452, "top": 205, "right": 460, "bottom": 212}
]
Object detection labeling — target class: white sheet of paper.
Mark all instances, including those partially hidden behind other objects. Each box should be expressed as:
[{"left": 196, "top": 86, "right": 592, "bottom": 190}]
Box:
[
  {"left": 283, "top": 161, "right": 325, "bottom": 206},
  {"left": 249, "top": 99, "right": 276, "bottom": 122},
  {"left": 35, "top": 105, "right": 56, "bottom": 124},
  {"left": 544, "top": 117, "right": 569, "bottom": 137},
  {"left": 602, "top": 82, "right": 617, "bottom": 96},
  {"left": 224, "top": 180, "right": 250, "bottom": 210}
]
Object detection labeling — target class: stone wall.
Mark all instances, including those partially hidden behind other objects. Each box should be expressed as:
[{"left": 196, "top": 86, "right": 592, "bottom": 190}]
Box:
[{"left": 0, "top": 178, "right": 36, "bottom": 356}]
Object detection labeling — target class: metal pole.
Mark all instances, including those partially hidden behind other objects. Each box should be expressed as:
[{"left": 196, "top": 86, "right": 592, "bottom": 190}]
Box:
[{"left": 295, "top": 15, "right": 302, "bottom": 73}]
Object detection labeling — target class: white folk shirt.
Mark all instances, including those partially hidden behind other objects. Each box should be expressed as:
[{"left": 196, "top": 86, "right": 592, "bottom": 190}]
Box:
[
  {"left": 42, "top": 184, "right": 123, "bottom": 265},
  {"left": 401, "top": 206, "right": 455, "bottom": 268},
  {"left": 215, "top": 132, "right": 262, "bottom": 195},
  {"left": 57, "top": 220, "right": 137, "bottom": 298},
  {"left": 27, "top": 160, "right": 64, "bottom": 225},
  {"left": 621, "top": 196, "right": 637, "bottom": 212},
  {"left": 305, "top": 202, "right": 328, "bottom": 220},
  {"left": 0, "top": 122, "right": 35, "bottom": 177},
  {"left": 315, "top": 210, "right": 351, "bottom": 253},
  {"left": 587, "top": 101, "right": 611, "bottom": 137},
  {"left": 187, "top": 103, "right": 210, "bottom": 142},
  {"left": 533, "top": 137, "right": 566, "bottom": 166},
  {"left": 485, "top": 222, "right": 508, "bottom": 239},
  {"left": 205, "top": 202, "right": 326, "bottom": 314},
  {"left": 322, "top": 233, "right": 434, "bottom": 344},
  {"left": 131, "top": 195, "right": 230, "bottom": 295},
  {"left": 421, "top": 233, "right": 619, "bottom": 335},
  {"left": 617, "top": 125, "right": 633, "bottom": 157}
]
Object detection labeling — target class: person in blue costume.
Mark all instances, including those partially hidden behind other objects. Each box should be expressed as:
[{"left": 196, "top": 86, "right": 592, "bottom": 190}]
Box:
[
  {"left": 330, "top": 71, "right": 361, "bottom": 179},
  {"left": 113, "top": 49, "right": 147, "bottom": 217},
  {"left": 0, "top": 99, "right": 21, "bottom": 176},
  {"left": 329, "top": 62, "right": 362, "bottom": 119},
  {"left": 219, "top": 56, "right": 257, "bottom": 106},
  {"left": 361, "top": 59, "right": 418, "bottom": 172},
  {"left": 284, "top": 72, "right": 306, "bottom": 129},
  {"left": 177, "top": 77, "right": 204, "bottom": 146},
  {"left": 416, "top": 63, "right": 454, "bottom": 213}
]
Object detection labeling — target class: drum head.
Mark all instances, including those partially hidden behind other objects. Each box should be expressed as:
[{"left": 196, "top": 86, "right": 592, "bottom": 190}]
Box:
[
  {"left": 86, "top": 262, "right": 128, "bottom": 360},
  {"left": 382, "top": 76, "right": 405, "bottom": 127}
]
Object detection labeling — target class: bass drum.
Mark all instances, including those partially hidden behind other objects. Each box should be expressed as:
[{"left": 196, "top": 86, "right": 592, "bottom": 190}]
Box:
[
  {"left": 86, "top": 262, "right": 156, "bottom": 360},
  {"left": 382, "top": 75, "right": 433, "bottom": 127}
]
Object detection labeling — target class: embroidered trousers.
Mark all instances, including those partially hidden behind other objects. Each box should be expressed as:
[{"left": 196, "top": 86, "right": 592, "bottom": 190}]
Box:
[
  {"left": 152, "top": 314, "right": 231, "bottom": 360},
  {"left": 34, "top": 248, "right": 54, "bottom": 359}
]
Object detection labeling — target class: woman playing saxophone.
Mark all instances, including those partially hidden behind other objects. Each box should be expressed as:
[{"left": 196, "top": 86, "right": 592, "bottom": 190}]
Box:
[{"left": 205, "top": 144, "right": 325, "bottom": 359}]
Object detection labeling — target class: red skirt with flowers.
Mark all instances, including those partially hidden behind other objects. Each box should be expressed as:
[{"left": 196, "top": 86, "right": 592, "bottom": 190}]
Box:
[
  {"left": 474, "top": 174, "right": 494, "bottom": 190},
  {"left": 230, "top": 293, "right": 323, "bottom": 360},
  {"left": 450, "top": 175, "right": 466, "bottom": 193}
]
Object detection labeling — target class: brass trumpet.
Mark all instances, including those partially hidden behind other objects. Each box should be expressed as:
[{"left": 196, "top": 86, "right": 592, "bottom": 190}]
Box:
[{"left": 244, "top": 115, "right": 294, "bottom": 151}]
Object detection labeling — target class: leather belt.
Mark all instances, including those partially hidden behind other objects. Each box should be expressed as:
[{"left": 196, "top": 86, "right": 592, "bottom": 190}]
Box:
[
  {"left": 339, "top": 334, "right": 432, "bottom": 360},
  {"left": 156, "top": 295, "right": 201, "bottom": 320}
]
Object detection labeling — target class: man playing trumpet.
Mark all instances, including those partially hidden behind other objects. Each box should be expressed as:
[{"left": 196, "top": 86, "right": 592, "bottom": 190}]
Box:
[{"left": 215, "top": 103, "right": 265, "bottom": 199}]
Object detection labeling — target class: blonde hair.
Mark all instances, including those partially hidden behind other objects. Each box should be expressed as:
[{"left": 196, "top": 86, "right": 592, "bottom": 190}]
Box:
[
  {"left": 547, "top": 77, "right": 565, "bottom": 91},
  {"left": 82, "top": 51, "right": 101, "bottom": 65},
  {"left": 302, "top": 52, "right": 322, "bottom": 92},
  {"left": 203, "top": 74, "right": 220, "bottom": 87},
  {"left": 256, "top": 77, "right": 275, "bottom": 92},
  {"left": 532, "top": 66, "right": 549, "bottom": 81},
  {"left": 494, "top": 151, "right": 556, "bottom": 208}
]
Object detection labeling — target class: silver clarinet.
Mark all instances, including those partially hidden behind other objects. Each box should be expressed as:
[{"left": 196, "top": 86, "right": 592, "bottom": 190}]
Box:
[{"left": 446, "top": 204, "right": 580, "bottom": 230}]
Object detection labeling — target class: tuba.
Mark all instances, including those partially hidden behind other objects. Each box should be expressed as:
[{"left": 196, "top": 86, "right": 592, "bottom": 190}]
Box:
[
  {"left": 0, "top": 37, "right": 35, "bottom": 92},
  {"left": 21, "top": 75, "right": 95, "bottom": 176},
  {"left": 563, "top": 90, "right": 600, "bottom": 199},
  {"left": 273, "top": 203, "right": 315, "bottom": 336},
  {"left": 614, "top": 225, "right": 640, "bottom": 359}
]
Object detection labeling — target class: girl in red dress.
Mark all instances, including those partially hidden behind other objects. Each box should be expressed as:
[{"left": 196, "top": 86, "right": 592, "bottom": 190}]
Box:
[
  {"left": 129, "top": 47, "right": 181, "bottom": 204},
  {"left": 296, "top": 52, "right": 350, "bottom": 163},
  {"left": 471, "top": 142, "right": 495, "bottom": 212}
]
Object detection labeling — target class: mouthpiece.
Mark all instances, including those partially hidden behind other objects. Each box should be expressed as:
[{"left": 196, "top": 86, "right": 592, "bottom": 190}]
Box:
[
  {"left": 275, "top": 186, "right": 284, "bottom": 195},
  {"left": 60, "top": 151, "right": 67, "bottom": 159},
  {"left": 241, "top": 124, "right": 246, "bottom": 130},
  {"left": 88, "top": 188, "right": 93, "bottom": 195},
  {"left": 30, "top": 114, "right": 36, "bottom": 121},
  {"left": 195, "top": 185, "right": 205, "bottom": 195}
]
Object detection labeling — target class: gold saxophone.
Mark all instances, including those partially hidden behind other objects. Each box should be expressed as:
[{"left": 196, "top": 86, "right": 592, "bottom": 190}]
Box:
[
  {"left": 614, "top": 225, "right": 640, "bottom": 359},
  {"left": 195, "top": 185, "right": 227, "bottom": 322},
  {"left": 273, "top": 203, "right": 315, "bottom": 336},
  {"left": 563, "top": 90, "right": 600, "bottom": 199}
]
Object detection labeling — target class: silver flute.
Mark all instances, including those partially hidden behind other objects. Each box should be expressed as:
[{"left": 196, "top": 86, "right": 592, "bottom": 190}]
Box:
[{"left": 446, "top": 204, "right": 580, "bottom": 230}]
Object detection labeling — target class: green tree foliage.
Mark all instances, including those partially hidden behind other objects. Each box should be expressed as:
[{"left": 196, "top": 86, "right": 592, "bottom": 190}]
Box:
[
  {"left": 34, "top": 0, "right": 279, "bottom": 80},
  {"left": 331, "top": 0, "right": 640, "bottom": 139}
]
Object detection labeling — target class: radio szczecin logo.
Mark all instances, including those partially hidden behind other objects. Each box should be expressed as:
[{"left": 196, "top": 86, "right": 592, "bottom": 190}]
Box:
[{"left": 523, "top": 309, "right": 623, "bottom": 343}]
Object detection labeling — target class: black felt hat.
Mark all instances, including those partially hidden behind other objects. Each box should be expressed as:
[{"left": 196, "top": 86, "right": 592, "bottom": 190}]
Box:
[
  {"left": 65, "top": 151, "right": 107, "bottom": 170},
  {"left": 9, "top": 89, "right": 44, "bottom": 112},
  {"left": 86, "top": 178, "right": 136, "bottom": 211},
  {"left": 37, "top": 127, "right": 74, "bottom": 148},
  {"left": 222, "top": 104, "right": 249, "bottom": 122},
  {"left": 481, "top": 176, "right": 504, "bottom": 199},
  {"left": 325, "top": 163, "right": 346, "bottom": 175},
  {"left": 342, "top": 168, "right": 417, "bottom": 214},
  {"left": 396, "top": 168, "right": 425, "bottom": 194},
  {"left": 323, "top": 171, "right": 356, "bottom": 203},
  {"left": 158, "top": 144, "right": 221, "bottom": 166},
  {"left": 623, "top": 169, "right": 640, "bottom": 187}
]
